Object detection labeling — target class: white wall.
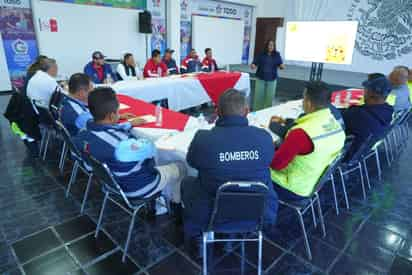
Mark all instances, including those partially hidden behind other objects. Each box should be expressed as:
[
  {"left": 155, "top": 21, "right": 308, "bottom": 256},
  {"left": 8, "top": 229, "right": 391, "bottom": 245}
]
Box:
[{"left": 31, "top": 0, "right": 147, "bottom": 78}]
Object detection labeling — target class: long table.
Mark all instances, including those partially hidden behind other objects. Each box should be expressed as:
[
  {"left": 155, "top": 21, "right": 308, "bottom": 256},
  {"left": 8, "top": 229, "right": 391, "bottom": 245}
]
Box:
[{"left": 113, "top": 71, "right": 251, "bottom": 111}]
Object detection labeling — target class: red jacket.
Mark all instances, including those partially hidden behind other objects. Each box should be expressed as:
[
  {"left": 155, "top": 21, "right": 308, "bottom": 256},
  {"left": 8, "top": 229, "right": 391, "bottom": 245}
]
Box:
[
  {"left": 143, "top": 59, "right": 168, "bottom": 78},
  {"left": 201, "top": 57, "right": 218, "bottom": 72}
]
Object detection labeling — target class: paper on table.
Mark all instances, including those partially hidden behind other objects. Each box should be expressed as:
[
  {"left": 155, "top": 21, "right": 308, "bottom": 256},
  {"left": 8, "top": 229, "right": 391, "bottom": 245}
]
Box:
[
  {"left": 128, "top": 115, "right": 156, "bottom": 124},
  {"left": 119, "top": 103, "right": 130, "bottom": 110}
]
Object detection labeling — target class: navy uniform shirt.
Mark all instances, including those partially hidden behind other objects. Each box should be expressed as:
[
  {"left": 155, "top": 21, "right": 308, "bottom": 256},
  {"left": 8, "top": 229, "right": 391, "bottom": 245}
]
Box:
[
  {"left": 73, "top": 122, "right": 160, "bottom": 198},
  {"left": 253, "top": 51, "right": 283, "bottom": 81},
  {"left": 186, "top": 115, "right": 278, "bottom": 225},
  {"left": 60, "top": 95, "right": 92, "bottom": 136}
]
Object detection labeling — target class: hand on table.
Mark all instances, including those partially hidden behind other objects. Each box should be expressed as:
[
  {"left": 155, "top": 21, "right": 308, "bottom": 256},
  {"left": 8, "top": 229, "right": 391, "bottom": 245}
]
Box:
[
  {"left": 130, "top": 117, "right": 147, "bottom": 127},
  {"left": 270, "top": 116, "right": 287, "bottom": 125},
  {"left": 120, "top": 113, "right": 136, "bottom": 120},
  {"left": 250, "top": 64, "right": 257, "bottom": 70}
]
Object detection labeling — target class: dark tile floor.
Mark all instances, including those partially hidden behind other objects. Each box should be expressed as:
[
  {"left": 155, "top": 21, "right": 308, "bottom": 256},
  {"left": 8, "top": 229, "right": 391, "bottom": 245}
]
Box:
[{"left": 1, "top": 94, "right": 412, "bottom": 275}]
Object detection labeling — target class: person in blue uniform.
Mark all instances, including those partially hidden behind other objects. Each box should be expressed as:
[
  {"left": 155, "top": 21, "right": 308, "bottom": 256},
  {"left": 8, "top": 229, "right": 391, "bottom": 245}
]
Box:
[
  {"left": 73, "top": 87, "right": 186, "bottom": 210},
  {"left": 181, "top": 49, "right": 202, "bottom": 74},
  {"left": 182, "top": 88, "right": 278, "bottom": 255},
  {"left": 163, "top": 48, "right": 179, "bottom": 75},
  {"left": 84, "top": 51, "right": 117, "bottom": 84}
]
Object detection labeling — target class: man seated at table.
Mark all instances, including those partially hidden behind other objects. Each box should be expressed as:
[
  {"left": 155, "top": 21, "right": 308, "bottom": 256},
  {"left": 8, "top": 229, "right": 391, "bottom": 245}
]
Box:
[
  {"left": 201, "top": 48, "right": 219, "bottom": 72},
  {"left": 387, "top": 66, "right": 411, "bottom": 112},
  {"left": 84, "top": 51, "right": 117, "bottom": 84},
  {"left": 270, "top": 81, "right": 345, "bottom": 201},
  {"left": 181, "top": 49, "right": 202, "bottom": 74},
  {"left": 182, "top": 89, "right": 278, "bottom": 255},
  {"left": 74, "top": 87, "right": 186, "bottom": 211},
  {"left": 143, "top": 49, "right": 168, "bottom": 78},
  {"left": 61, "top": 74, "right": 140, "bottom": 136},
  {"left": 342, "top": 74, "right": 394, "bottom": 160},
  {"left": 163, "top": 48, "right": 179, "bottom": 75},
  {"left": 27, "top": 57, "right": 60, "bottom": 107}
]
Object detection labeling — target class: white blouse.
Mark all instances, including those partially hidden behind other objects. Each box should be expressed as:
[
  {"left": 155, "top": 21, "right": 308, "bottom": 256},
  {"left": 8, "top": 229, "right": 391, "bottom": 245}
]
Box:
[{"left": 116, "top": 63, "right": 142, "bottom": 80}]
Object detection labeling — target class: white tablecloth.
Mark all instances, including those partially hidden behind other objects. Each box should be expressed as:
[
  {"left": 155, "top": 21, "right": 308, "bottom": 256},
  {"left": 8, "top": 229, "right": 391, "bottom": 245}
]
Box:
[
  {"left": 143, "top": 100, "right": 304, "bottom": 175},
  {"left": 112, "top": 72, "right": 251, "bottom": 111}
]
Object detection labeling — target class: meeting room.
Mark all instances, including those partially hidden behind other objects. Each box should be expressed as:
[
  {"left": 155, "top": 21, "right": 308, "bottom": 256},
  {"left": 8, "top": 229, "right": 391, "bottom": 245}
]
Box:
[{"left": 0, "top": 0, "right": 412, "bottom": 274}]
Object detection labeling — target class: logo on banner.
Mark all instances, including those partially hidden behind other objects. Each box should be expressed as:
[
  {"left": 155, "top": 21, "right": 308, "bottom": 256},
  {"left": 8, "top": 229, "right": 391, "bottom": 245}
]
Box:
[
  {"left": 12, "top": 39, "right": 28, "bottom": 55},
  {"left": 216, "top": 4, "right": 222, "bottom": 15},
  {"left": 348, "top": 0, "right": 412, "bottom": 60}
]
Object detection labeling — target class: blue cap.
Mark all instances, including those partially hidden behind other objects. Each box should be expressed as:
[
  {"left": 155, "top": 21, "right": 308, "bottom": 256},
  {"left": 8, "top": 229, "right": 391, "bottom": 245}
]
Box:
[
  {"left": 362, "top": 77, "right": 392, "bottom": 97},
  {"left": 115, "top": 138, "right": 156, "bottom": 162}
]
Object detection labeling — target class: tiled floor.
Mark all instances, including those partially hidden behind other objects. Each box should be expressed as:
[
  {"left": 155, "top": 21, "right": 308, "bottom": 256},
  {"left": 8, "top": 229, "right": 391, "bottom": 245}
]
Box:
[{"left": 1, "top": 94, "right": 412, "bottom": 275}]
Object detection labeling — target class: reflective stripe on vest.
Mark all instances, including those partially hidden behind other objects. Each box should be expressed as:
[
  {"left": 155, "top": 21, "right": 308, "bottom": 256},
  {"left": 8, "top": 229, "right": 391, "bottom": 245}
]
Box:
[{"left": 271, "top": 108, "right": 345, "bottom": 197}]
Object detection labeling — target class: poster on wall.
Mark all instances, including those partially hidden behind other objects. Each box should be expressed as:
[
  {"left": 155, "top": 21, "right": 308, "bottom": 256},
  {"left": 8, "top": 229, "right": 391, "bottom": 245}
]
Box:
[
  {"left": 0, "top": 0, "right": 39, "bottom": 88},
  {"left": 147, "top": 0, "right": 167, "bottom": 54},
  {"left": 41, "top": 0, "right": 146, "bottom": 10},
  {"left": 180, "top": 0, "right": 253, "bottom": 64}
]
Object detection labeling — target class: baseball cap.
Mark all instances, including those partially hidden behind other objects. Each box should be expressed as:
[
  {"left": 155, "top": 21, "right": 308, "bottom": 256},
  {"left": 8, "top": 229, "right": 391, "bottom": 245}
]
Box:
[
  {"left": 165, "top": 48, "right": 175, "bottom": 54},
  {"left": 362, "top": 77, "right": 392, "bottom": 97},
  {"left": 115, "top": 138, "right": 156, "bottom": 162},
  {"left": 92, "top": 51, "right": 105, "bottom": 60}
]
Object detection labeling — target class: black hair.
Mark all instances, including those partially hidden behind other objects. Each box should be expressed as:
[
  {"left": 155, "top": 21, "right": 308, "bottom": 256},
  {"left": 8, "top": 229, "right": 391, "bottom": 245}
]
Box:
[
  {"left": 68, "top": 73, "right": 91, "bottom": 94},
  {"left": 151, "top": 49, "right": 161, "bottom": 58},
  {"left": 205, "top": 48, "right": 212, "bottom": 54},
  {"left": 38, "top": 58, "right": 56, "bottom": 72},
  {"left": 264, "top": 40, "right": 276, "bottom": 55},
  {"left": 123, "top": 53, "right": 133, "bottom": 65},
  {"left": 368, "top": 73, "right": 385, "bottom": 81},
  {"left": 88, "top": 87, "right": 119, "bottom": 121},
  {"left": 218, "top": 88, "right": 247, "bottom": 116},
  {"left": 304, "top": 81, "right": 331, "bottom": 109}
]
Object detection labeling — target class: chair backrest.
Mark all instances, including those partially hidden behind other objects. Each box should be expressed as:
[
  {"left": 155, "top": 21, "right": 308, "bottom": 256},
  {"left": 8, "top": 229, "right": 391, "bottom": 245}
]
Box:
[
  {"left": 207, "top": 182, "right": 268, "bottom": 234},
  {"left": 86, "top": 155, "right": 135, "bottom": 208},
  {"left": 55, "top": 120, "right": 82, "bottom": 158}
]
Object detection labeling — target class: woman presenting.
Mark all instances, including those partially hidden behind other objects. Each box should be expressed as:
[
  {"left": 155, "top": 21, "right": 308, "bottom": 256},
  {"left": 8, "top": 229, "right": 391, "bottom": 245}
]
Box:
[{"left": 251, "top": 40, "right": 285, "bottom": 111}]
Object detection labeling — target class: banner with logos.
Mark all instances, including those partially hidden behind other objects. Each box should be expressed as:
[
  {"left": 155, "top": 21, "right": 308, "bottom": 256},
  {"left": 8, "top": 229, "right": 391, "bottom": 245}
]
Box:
[
  {"left": 180, "top": 0, "right": 253, "bottom": 64},
  {"left": 147, "top": 0, "right": 167, "bottom": 54},
  {"left": 41, "top": 0, "right": 146, "bottom": 10},
  {"left": 0, "top": 0, "right": 39, "bottom": 88}
]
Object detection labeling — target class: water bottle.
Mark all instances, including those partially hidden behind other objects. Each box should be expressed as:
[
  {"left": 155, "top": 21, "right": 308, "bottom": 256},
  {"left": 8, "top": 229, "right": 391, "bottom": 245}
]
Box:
[
  {"left": 195, "top": 62, "right": 200, "bottom": 73},
  {"left": 334, "top": 93, "right": 341, "bottom": 106},
  {"left": 106, "top": 74, "right": 113, "bottom": 85},
  {"left": 249, "top": 112, "right": 258, "bottom": 126},
  {"left": 345, "top": 91, "right": 352, "bottom": 107},
  {"left": 155, "top": 103, "right": 162, "bottom": 126},
  {"left": 157, "top": 67, "right": 162, "bottom": 77}
]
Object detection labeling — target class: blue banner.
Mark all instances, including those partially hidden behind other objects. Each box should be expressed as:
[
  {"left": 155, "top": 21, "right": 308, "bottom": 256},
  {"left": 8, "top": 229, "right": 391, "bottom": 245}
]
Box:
[{"left": 0, "top": 4, "right": 39, "bottom": 88}]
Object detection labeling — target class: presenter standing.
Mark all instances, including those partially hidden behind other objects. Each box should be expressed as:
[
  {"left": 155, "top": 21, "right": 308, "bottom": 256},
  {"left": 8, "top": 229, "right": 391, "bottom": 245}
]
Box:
[{"left": 251, "top": 40, "right": 285, "bottom": 111}]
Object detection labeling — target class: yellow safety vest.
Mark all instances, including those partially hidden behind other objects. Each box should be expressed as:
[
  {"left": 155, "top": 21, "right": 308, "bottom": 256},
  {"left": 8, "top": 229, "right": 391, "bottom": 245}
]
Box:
[{"left": 271, "top": 108, "right": 345, "bottom": 197}]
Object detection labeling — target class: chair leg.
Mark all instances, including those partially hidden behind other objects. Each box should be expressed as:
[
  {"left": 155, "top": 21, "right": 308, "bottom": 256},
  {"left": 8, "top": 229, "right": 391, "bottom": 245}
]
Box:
[
  {"left": 384, "top": 139, "right": 391, "bottom": 167},
  {"left": 95, "top": 192, "right": 109, "bottom": 238},
  {"left": 315, "top": 193, "right": 326, "bottom": 238},
  {"left": 362, "top": 159, "right": 371, "bottom": 190},
  {"left": 330, "top": 174, "right": 339, "bottom": 215},
  {"left": 122, "top": 208, "right": 139, "bottom": 262},
  {"left": 203, "top": 233, "right": 208, "bottom": 275},
  {"left": 375, "top": 149, "right": 382, "bottom": 181},
  {"left": 257, "top": 231, "right": 263, "bottom": 275},
  {"left": 310, "top": 200, "right": 317, "bottom": 228},
  {"left": 358, "top": 163, "right": 367, "bottom": 200},
  {"left": 66, "top": 160, "right": 79, "bottom": 198},
  {"left": 338, "top": 167, "right": 350, "bottom": 210},
  {"left": 59, "top": 142, "right": 68, "bottom": 174},
  {"left": 297, "top": 210, "right": 312, "bottom": 260},
  {"left": 80, "top": 173, "right": 93, "bottom": 214},
  {"left": 42, "top": 130, "right": 51, "bottom": 160},
  {"left": 241, "top": 240, "right": 245, "bottom": 275}
]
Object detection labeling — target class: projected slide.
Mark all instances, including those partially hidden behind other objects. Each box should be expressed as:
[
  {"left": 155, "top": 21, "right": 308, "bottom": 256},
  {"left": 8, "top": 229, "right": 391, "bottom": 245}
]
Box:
[{"left": 285, "top": 21, "right": 358, "bottom": 65}]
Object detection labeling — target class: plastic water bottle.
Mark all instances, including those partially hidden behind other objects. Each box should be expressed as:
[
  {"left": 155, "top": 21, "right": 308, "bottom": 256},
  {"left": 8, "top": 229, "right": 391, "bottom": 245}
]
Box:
[
  {"left": 345, "top": 91, "right": 352, "bottom": 107},
  {"left": 155, "top": 103, "right": 162, "bottom": 126},
  {"left": 106, "top": 74, "right": 113, "bottom": 85},
  {"left": 249, "top": 112, "right": 258, "bottom": 126},
  {"left": 334, "top": 93, "right": 341, "bottom": 106},
  {"left": 195, "top": 62, "right": 200, "bottom": 73},
  {"left": 157, "top": 67, "right": 162, "bottom": 77}
]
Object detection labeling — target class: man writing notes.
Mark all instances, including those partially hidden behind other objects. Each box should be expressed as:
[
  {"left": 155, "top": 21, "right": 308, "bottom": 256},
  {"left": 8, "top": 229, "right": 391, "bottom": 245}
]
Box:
[
  {"left": 270, "top": 81, "right": 345, "bottom": 201},
  {"left": 182, "top": 89, "right": 278, "bottom": 255},
  {"left": 143, "top": 49, "right": 168, "bottom": 78}
]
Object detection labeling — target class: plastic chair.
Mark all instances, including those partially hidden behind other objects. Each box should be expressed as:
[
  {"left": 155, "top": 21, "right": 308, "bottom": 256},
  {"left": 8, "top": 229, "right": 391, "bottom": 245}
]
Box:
[
  {"left": 202, "top": 182, "right": 268, "bottom": 275},
  {"left": 278, "top": 155, "right": 342, "bottom": 260},
  {"left": 88, "top": 156, "right": 162, "bottom": 262}
]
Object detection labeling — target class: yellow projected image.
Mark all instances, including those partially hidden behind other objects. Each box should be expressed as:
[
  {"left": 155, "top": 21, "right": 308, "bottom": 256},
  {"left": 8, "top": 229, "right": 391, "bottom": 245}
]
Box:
[{"left": 325, "top": 36, "right": 349, "bottom": 63}]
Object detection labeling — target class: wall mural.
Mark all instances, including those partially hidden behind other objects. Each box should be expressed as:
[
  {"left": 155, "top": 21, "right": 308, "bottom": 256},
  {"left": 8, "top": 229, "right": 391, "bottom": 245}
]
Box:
[{"left": 347, "top": 0, "right": 412, "bottom": 61}]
